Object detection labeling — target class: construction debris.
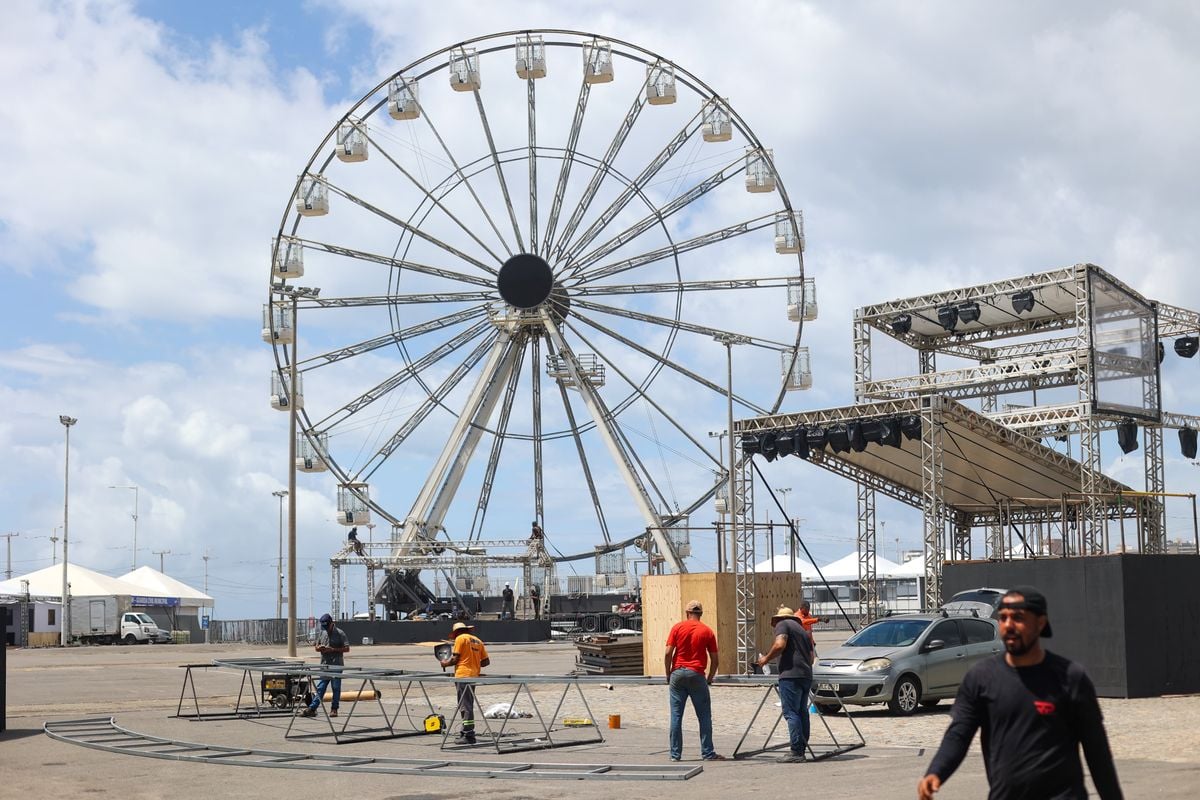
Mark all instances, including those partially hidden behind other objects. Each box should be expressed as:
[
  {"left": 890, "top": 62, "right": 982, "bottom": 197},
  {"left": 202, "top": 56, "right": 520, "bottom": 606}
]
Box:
[{"left": 574, "top": 636, "right": 644, "bottom": 676}]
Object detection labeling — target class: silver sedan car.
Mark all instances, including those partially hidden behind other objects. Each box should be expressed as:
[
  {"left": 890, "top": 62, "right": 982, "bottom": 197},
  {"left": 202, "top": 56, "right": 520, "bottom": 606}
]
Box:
[{"left": 811, "top": 612, "right": 1002, "bottom": 716}]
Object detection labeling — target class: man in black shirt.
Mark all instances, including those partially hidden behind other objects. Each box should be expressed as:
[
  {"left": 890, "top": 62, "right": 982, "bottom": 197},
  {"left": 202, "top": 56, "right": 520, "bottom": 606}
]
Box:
[
  {"left": 755, "top": 606, "right": 814, "bottom": 763},
  {"left": 918, "top": 586, "right": 1122, "bottom": 799}
]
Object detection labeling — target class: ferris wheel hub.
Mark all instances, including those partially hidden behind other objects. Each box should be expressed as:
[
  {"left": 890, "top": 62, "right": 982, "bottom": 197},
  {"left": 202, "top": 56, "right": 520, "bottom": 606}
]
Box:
[{"left": 498, "top": 252, "right": 555, "bottom": 309}]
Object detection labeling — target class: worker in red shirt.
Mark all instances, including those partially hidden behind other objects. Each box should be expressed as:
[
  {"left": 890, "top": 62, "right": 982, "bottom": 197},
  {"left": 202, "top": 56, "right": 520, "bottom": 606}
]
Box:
[{"left": 663, "top": 600, "right": 725, "bottom": 762}]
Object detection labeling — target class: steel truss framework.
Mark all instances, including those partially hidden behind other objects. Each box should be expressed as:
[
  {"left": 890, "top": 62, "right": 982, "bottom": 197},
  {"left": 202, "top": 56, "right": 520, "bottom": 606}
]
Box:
[{"left": 738, "top": 264, "right": 1199, "bottom": 614}]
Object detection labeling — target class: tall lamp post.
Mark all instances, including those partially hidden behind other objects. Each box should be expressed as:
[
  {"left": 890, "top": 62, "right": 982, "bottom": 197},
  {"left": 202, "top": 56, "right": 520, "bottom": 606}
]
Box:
[
  {"left": 275, "top": 282, "right": 318, "bottom": 658},
  {"left": 272, "top": 490, "right": 287, "bottom": 623},
  {"left": 59, "top": 415, "right": 77, "bottom": 647},
  {"left": 108, "top": 484, "right": 139, "bottom": 571},
  {"left": 707, "top": 432, "right": 728, "bottom": 571},
  {"left": 713, "top": 334, "right": 749, "bottom": 571}
]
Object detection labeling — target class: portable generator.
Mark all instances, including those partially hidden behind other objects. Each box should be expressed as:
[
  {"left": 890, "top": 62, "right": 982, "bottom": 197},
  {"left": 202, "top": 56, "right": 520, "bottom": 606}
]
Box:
[{"left": 261, "top": 673, "right": 311, "bottom": 709}]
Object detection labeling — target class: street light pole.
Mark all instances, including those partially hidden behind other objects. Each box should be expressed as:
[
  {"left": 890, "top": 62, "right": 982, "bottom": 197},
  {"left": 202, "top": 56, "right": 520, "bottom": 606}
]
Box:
[
  {"left": 59, "top": 415, "right": 77, "bottom": 647},
  {"left": 1, "top": 532, "right": 18, "bottom": 580},
  {"left": 108, "top": 484, "right": 139, "bottom": 571},
  {"left": 713, "top": 334, "right": 748, "bottom": 572},
  {"left": 707, "top": 432, "right": 728, "bottom": 571},
  {"left": 272, "top": 490, "right": 288, "bottom": 623},
  {"left": 778, "top": 487, "right": 793, "bottom": 560}
]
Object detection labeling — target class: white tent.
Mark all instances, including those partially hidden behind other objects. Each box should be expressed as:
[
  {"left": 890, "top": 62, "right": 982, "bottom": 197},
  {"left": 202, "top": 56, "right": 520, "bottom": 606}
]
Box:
[
  {"left": 118, "top": 566, "right": 213, "bottom": 608},
  {"left": 816, "top": 551, "right": 905, "bottom": 582},
  {"left": 753, "top": 553, "right": 819, "bottom": 575},
  {"left": 0, "top": 562, "right": 145, "bottom": 600},
  {"left": 890, "top": 556, "right": 929, "bottom": 578}
]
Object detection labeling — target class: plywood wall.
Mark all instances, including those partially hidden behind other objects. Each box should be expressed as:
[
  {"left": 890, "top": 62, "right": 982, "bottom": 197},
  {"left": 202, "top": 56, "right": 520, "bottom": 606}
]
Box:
[{"left": 642, "top": 572, "right": 804, "bottom": 676}]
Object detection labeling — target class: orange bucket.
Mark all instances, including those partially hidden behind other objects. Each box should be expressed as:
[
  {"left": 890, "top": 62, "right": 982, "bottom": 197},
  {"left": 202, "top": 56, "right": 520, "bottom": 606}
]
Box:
[{"left": 608, "top": 714, "right": 621, "bottom": 729}]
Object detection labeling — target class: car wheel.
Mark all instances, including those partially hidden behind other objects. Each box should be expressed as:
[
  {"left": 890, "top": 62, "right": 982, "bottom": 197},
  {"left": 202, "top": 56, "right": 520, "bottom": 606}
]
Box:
[
  {"left": 123, "top": 634, "right": 137, "bottom": 645},
  {"left": 604, "top": 615, "right": 622, "bottom": 632},
  {"left": 814, "top": 703, "right": 841, "bottom": 716},
  {"left": 887, "top": 675, "right": 921, "bottom": 716},
  {"left": 920, "top": 699, "right": 941, "bottom": 708}
]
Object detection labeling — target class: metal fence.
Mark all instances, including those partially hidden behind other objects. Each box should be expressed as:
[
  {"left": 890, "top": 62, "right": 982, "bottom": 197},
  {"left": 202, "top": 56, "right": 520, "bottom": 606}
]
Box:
[{"left": 209, "top": 619, "right": 316, "bottom": 645}]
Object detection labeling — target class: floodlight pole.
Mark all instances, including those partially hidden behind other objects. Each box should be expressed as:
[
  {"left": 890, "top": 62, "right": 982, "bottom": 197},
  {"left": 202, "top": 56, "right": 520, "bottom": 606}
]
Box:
[
  {"left": 714, "top": 334, "right": 747, "bottom": 571},
  {"left": 59, "top": 415, "right": 77, "bottom": 647},
  {"left": 272, "top": 490, "right": 287, "bottom": 623}
]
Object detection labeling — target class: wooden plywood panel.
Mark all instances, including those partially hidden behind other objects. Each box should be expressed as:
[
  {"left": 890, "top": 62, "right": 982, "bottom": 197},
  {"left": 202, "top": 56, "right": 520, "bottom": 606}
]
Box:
[
  {"left": 753, "top": 572, "right": 805, "bottom": 661},
  {"left": 642, "top": 573, "right": 683, "bottom": 676}
]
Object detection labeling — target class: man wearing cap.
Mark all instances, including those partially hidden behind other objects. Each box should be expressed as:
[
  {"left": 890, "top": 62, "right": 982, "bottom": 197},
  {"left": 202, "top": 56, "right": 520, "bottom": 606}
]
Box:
[
  {"left": 440, "top": 621, "right": 490, "bottom": 744},
  {"left": 301, "top": 613, "right": 350, "bottom": 718},
  {"left": 918, "top": 586, "right": 1122, "bottom": 799},
  {"left": 501, "top": 582, "right": 515, "bottom": 620},
  {"left": 663, "top": 600, "right": 724, "bottom": 761},
  {"left": 756, "top": 606, "right": 814, "bottom": 763}
]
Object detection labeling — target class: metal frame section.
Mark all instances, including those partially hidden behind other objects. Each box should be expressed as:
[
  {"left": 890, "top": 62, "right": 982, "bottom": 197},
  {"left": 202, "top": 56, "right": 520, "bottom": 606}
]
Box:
[
  {"left": 852, "top": 310, "right": 870, "bottom": 402},
  {"left": 733, "top": 457, "right": 756, "bottom": 671},
  {"left": 1142, "top": 424, "right": 1166, "bottom": 553},
  {"left": 731, "top": 682, "right": 865, "bottom": 762},
  {"left": 45, "top": 718, "right": 702, "bottom": 781},
  {"left": 920, "top": 397, "right": 947, "bottom": 608},
  {"left": 855, "top": 483, "right": 877, "bottom": 622}
]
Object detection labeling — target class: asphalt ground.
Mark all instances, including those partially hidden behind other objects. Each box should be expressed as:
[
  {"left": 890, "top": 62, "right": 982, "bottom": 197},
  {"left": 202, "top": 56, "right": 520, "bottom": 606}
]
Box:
[{"left": 3, "top": 637, "right": 1198, "bottom": 799}]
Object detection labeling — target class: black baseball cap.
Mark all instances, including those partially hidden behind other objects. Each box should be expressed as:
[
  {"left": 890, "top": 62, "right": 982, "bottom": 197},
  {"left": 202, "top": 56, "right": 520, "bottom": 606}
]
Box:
[
  {"left": 319, "top": 613, "right": 333, "bottom": 625},
  {"left": 1000, "top": 586, "right": 1053, "bottom": 637}
]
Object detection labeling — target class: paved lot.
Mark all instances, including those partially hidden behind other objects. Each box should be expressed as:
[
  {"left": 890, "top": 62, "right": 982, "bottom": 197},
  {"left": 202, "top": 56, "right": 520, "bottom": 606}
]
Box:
[{"left": 3, "top": 637, "right": 1198, "bottom": 799}]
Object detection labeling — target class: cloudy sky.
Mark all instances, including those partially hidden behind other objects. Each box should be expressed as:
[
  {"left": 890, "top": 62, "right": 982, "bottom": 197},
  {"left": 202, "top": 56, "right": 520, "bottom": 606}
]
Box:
[{"left": 2, "top": 1, "right": 1198, "bottom": 620}]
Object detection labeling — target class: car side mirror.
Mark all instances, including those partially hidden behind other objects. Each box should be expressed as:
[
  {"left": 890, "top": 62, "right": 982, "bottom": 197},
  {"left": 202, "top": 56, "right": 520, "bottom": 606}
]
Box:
[{"left": 923, "top": 639, "right": 945, "bottom": 653}]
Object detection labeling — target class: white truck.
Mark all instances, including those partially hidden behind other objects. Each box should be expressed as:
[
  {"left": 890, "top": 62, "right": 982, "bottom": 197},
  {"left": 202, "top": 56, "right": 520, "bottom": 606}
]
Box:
[{"left": 69, "top": 596, "right": 171, "bottom": 645}]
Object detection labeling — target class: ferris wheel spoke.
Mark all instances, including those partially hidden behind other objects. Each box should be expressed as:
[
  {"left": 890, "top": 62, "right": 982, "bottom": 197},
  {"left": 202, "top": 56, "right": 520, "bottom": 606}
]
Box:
[
  {"left": 467, "top": 341, "right": 527, "bottom": 542},
  {"left": 541, "top": 78, "right": 592, "bottom": 256},
  {"left": 293, "top": 233, "right": 493, "bottom": 289},
  {"left": 551, "top": 89, "right": 647, "bottom": 261},
  {"left": 541, "top": 313, "right": 685, "bottom": 572},
  {"left": 572, "top": 212, "right": 778, "bottom": 285},
  {"left": 299, "top": 305, "right": 488, "bottom": 369},
  {"left": 526, "top": 77, "right": 539, "bottom": 255},
  {"left": 568, "top": 155, "right": 745, "bottom": 273},
  {"left": 311, "top": 319, "right": 493, "bottom": 430},
  {"left": 300, "top": 291, "right": 495, "bottom": 308},
  {"left": 573, "top": 298, "right": 793, "bottom": 352},
  {"left": 358, "top": 332, "right": 503, "bottom": 481},
  {"left": 354, "top": 124, "right": 507, "bottom": 266},
  {"left": 559, "top": 110, "right": 704, "bottom": 273},
  {"left": 565, "top": 320, "right": 722, "bottom": 470},
  {"left": 543, "top": 335, "right": 612, "bottom": 545},
  {"left": 613, "top": 416, "right": 673, "bottom": 519},
  {"left": 420, "top": 104, "right": 515, "bottom": 258},
  {"left": 574, "top": 276, "right": 792, "bottom": 297},
  {"left": 531, "top": 334, "right": 544, "bottom": 524},
  {"left": 471, "top": 90, "right": 525, "bottom": 251},
  {"left": 572, "top": 312, "right": 769, "bottom": 415}
]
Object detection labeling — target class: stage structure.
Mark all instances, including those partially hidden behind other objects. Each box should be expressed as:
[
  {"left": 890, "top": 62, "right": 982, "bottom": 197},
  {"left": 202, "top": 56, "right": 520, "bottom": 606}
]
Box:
[
  {"left": 737, "top": 263, "right": 1200, "bottom": 614},
  {"left": 262, "top": 30, "right": 818, "bottom": 624}
]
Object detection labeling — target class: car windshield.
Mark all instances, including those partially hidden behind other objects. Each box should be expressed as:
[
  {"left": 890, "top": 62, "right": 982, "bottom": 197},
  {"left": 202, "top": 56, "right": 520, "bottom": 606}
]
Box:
[
  {"left": 844, "top": 619, "right": 930, "bottom": 648},
  {"left": 135, "top": 614, "right": 155, "bottom": 625}
]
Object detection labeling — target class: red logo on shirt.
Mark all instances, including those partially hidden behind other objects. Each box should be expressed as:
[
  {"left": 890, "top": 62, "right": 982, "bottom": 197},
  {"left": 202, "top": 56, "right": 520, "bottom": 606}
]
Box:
[{"left": 1033, "top": 700, "right": 1057, "bottom": 715}]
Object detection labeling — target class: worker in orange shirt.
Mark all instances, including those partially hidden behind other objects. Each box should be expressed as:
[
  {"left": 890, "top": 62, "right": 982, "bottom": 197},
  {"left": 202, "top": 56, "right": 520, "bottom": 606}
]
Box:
[{"left": 795, "top": 600, "right": 822, "bottom": 658}]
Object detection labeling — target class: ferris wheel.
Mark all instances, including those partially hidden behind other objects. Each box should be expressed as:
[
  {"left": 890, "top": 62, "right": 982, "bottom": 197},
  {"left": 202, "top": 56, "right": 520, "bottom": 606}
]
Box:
[{"left": 265, "top": 29, "right": 814, "bottom": 577}]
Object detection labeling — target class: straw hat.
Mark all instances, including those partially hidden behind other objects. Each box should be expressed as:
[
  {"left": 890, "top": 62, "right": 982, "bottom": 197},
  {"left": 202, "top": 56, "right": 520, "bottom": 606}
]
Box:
[
  {"left": 770, "top": 606, "right": 796, "bottom": 623},
  {"left": 451, "top": 621, "right": 475, "bottom": 634}
]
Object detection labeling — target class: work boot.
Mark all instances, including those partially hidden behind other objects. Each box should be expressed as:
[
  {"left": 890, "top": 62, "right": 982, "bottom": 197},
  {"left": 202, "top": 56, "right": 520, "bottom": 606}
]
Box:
[
  {"left": 776, "top": 752, "right": 806, "bottom": 763},
  {"left": 300, "top": 707, "right": 316, "bottom": 718},
  {"left": 455, "top": 731, "right": 477, "bottom": 744},
  {"left": 330, "top": 709, "right": 338, "bottom": 718}
]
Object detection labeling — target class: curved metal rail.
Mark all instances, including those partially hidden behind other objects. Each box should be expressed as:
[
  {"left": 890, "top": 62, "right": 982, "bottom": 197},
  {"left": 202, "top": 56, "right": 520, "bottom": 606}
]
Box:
[{"left": 44, "top": 717, "right": 701, "bottom": 781}]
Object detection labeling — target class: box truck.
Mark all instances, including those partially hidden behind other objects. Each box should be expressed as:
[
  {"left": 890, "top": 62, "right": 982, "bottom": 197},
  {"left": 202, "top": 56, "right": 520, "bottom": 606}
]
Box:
[{"left": 69, "top": 596, "right": 170, "bottom": 644}]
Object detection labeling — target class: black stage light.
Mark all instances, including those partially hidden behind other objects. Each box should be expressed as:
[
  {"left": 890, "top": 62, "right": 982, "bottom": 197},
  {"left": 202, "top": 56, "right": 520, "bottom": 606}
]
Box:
[
  {"left": 900, "top": 414, "right": 922, "bottom": 441},
  {"left": 760, "top": 431, "right": 779, "bottom": 461},
  {"left": 891, "top": 314, "right": 912, "bottom": 335},
  {"left": 740, "top": 433, "right": 761, "bottom": 456},
  {"left": 848, "top": 421, "right": 868, "bottom": 452},
  {"left": 958, "top": 301, "right": 981, "bottom": 325},
  {"left": 1180, "top": 427, "right": 1198, "bottom": 459},
  {"left": 860, "top": 419, "right": 884, "bottom": 445},
  {"left": 1011, "top": 290, "right": 1035, "bottom": 314},
  {"left": 807, "top": 427, "right": 828, "bottom": 450},
  {"left": 880, "top": 417, "right": 903, "bottom": 447},
  {"left": 1158, "top": 341, "right": 1165, "bottom": 364},
  {"left": 1116, "top": 420, "right": 1139, "bottom": 454},
  {"left": 792, "top": 427, "right": 811, "bottom": 460},
  {"left": 1175, "top": 336, "right": 1199, "bottom": 358},
  {"left": 775, "top": 429, "right": 795, "bottom": 457},
  {"left": 937, "top": 305, "right": 959, "bottom": 332},
  {"left": 827, "top": 424, "right": 851, "bottom": 453}
]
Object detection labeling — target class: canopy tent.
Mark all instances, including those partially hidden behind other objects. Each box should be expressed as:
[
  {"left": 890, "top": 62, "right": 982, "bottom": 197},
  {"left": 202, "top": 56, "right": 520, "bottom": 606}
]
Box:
[
  {"left": 890, "top": 556, "right": 929, "bottom": 578},
  {"left": 118, "top": 566, "right": 213, "bottom": 608},
  {"left": 0, "top": 562, "right": 145, "bottom": 600},
  {"left": 753, "top": 553, "right": 818, "bottom": 575},
  {"left": 816, "top": 551, "right": 905, "bottom": 582}
]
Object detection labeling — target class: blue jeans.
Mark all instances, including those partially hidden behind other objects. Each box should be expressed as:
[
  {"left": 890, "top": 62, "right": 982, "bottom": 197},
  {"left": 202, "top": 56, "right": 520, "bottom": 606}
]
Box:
[
  {"left": 777, "top": 677, "right": 812, "bottom": 755},
  {"left": 668, "top": 668, "right": 715, "bottom": 759},
  {"left": 309, "top": 668, "right": 342, "bottom": 711}
]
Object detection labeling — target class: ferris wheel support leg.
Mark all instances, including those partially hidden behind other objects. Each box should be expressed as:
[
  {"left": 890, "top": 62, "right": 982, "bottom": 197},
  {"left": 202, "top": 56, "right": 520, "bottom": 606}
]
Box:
[
  {"left": 541, "top": 314, "right": 686, "bottom": 573},
  {"left": 397, "top": 327, "right": 520, "bottom": 549}
]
